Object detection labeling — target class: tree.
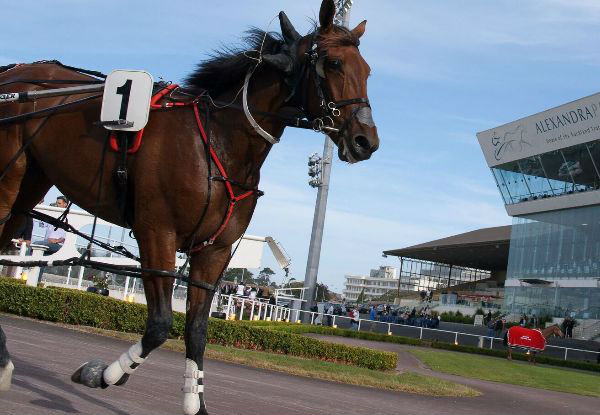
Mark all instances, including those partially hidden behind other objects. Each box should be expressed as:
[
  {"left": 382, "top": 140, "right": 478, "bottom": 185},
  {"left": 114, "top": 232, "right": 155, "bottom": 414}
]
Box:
[
  {"left": 255, "top": 267, "right": 275, "bottom": 286},
  {"left": 315, "top": 283, "right": 333, "bottom": 302},
  {"left": 223, "top": 268, "right": 254, "bottom": 283},
  {"left": 356, "top": 288, "right": 366, "bottom": 304}
]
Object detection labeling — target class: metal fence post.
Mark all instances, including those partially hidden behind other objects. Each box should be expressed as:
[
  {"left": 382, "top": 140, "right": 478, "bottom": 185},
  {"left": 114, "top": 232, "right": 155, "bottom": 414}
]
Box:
[
  {"left": 388, "top": 323, "right": 391, "bottom": 335},
  {"left": 420, "top": 327, "right": 423, "bottom": 339},
  {"left": 250, "top": 301, "right": 255, "bottom": 320},
  {"left": 564, "top": 348, "right": 568, "bottom": 360},
  {"left": 239, "top": 299, "right": 244, "bottom": 320},
  {"left": 332, "top": 315, "right": 336, "bottom": 327},
  {"left": 311, "top": 312, "right": 315, "bottom": 325},
  {"left": 358, "top": 319, "right": 361, "bottom": 331},
  {"left": 454, "top": 332, "right": 458, "bottom": 345},
  {"left": 490, "top": 337, "right": 494, "bottom": 349}
]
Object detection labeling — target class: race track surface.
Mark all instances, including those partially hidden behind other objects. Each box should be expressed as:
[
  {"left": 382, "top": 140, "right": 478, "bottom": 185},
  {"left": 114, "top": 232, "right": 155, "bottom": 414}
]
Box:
[{"left": 0, "top": 314, "right": 598, "bottom": 415}]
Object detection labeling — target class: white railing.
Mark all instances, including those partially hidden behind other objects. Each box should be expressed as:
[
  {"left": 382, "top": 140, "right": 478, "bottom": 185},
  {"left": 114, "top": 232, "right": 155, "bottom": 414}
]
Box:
[{"left": 211, "top": 293, "right": 600, "bottom": 362}]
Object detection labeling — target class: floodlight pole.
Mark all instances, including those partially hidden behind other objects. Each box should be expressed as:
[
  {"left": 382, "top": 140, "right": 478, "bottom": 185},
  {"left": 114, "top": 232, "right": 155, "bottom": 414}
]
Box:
[{"left": 302, "top": 1, "right": 353, "bottom": 312}]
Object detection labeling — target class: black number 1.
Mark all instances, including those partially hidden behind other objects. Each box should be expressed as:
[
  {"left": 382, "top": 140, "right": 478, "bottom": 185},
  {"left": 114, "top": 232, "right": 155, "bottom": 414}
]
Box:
[{"left": 116, "top": 79, "right": 132, "bottom": 120}]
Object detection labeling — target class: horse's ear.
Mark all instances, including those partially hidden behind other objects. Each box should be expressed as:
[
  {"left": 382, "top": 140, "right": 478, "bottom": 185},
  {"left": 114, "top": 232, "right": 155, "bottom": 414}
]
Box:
[
  {"left": 319, "top": 0, "right": 335, "bottom": 30},
  {"left": 351, "top": 20, "right": 367, "bottom": 39},
  {"left": 262, "top": 53, "right": 294, "bottom": 74},
  {"left": 279, "top": 11, "right": 301, "bottom": 45}
]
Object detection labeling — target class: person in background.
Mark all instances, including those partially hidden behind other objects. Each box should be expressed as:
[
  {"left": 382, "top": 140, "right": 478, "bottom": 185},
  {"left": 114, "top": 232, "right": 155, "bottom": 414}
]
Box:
[
  {"left": 494, "top": 317, "right": 504, "bottom": 338},
  {"left": 485, "top": 310, "right": 492, "bottom": 326},
  {"left": 236, "top": 282, "right": 245, "bottom": 296},
  {"left": 519, "top": 314, "right": 527, "bottom": 327},
  {"left": 487, "top": 318, "right": 496, "bottom": 338},
  {"left": 531, "top": 314, "right": 539, "bottom": 329},
  {"left": 38, "top": 195, "right": 69, "bottom": 255},
  {"left": 350, "top": 308, "right": 359, "bottom": 330},
  {"left": 369, "top": 305, "right": 376, "bottom": 321},
  {"left": 327, "top": 304, "right": 334, "bottom": 326}
]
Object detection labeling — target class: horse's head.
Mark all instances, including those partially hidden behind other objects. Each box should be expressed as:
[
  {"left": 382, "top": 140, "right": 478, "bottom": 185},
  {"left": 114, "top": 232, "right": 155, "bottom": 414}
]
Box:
[
  {"left": 263, "top": 0, "right": 379, "bottom": 163},
  {"left": 554, "top": 325, "right": 564, "bottom": 338}
]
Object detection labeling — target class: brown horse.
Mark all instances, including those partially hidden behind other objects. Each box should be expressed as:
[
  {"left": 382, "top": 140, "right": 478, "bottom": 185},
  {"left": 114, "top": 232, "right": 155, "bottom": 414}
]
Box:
[
  {"left": 506, "top": 325, "right": 563, "bottom": 364},
  {"left": 0, "top": 1, "right": 378, "bottom": 414}
]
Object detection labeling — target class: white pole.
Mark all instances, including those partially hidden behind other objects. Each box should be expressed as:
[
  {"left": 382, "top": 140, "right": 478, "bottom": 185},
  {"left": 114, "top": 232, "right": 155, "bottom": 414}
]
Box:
[
  {"left": 77, "top": 266, "right": 85, "bottom": 289},
  {"left": 123, "top": 276, "right": 130, "bottom": 299},
  {"left": 226, "top": 295, "right": 233, "bottom": 319},
  {"left": 66, "top": 266, "right": 72, "bottom": 285}
]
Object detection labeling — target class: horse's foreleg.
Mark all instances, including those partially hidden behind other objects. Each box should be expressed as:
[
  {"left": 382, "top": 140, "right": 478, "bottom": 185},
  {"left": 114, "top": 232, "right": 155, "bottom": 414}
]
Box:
[
  {"left": 0, "top": 124, "right": 25, "bottom": 248},
  {"left": 183, "top": 246, "right": 230, "bottom": 415},
  {"left": 0, "top": 325, "right": 14, "bottom": 391},
  {"left": 72, "top": 233, "right": 176, "bottom": 389}
]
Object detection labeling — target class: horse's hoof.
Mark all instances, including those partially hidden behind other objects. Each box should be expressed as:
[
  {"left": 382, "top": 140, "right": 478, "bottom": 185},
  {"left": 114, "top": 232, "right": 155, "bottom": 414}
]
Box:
[
  {"left": 71, "top": 360, "right": 109, "bottom": 389},
  {"left": 0, "top": 360, "right": 14, "bottom": 392}
]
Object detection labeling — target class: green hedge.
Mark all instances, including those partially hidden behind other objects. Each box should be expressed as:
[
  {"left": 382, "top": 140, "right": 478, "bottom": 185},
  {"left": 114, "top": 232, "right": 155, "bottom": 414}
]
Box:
[
  {"left": 0, "top": 279, "right": 396, "bottom": 371},
  {"left": 440, "top": 311, "right": 475, "bottom": 324},
  {"left": 208, "top": 320, "right": 396, "bottom": 370}
]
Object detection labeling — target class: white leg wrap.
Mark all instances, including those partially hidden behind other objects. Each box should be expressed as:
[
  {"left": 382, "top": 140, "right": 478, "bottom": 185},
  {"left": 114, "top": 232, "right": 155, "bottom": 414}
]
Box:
[
  {"left": 183, "top": 358, "right": 203, "bottom": 415},
  {"left": 103, "top": 341, "right": 145, "bottom": 385},
  {"left": 0, "top": 360, "right": 14, "bottom": 392}
]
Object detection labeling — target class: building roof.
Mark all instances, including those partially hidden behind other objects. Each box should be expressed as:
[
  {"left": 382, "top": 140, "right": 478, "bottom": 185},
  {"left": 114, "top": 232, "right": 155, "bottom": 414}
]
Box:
[{"left": 383, "top": 225, "right": 511, "bottom": 271}]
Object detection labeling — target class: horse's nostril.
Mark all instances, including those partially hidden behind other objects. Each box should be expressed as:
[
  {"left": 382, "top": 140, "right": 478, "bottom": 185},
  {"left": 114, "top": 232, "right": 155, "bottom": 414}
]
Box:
[{"left": 354, "top": 135, "right": 370, "bottom": 150}]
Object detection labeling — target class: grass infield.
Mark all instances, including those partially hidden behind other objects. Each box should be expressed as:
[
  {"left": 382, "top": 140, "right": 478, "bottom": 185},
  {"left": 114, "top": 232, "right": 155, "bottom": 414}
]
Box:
[
  {"left": 54, "top": 323, "right": 479, "bottom": 397},
  {"left": 409, "top": 348, "right": 600, "bottom": 398}
]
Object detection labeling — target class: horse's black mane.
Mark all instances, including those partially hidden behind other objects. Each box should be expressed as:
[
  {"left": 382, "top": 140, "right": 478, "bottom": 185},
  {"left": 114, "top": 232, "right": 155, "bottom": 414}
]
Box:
[
  {"left": 184, "top": 29, "right": 285, "bottom": 96},
  {"left": 0, "top": 63, "right": 17, "bottom": 74}
]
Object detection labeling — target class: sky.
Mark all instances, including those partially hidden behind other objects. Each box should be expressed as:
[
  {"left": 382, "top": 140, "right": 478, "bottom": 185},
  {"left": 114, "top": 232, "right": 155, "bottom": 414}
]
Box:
[{"left": 3, "top": 1, "right": 600, "bottom": 293}]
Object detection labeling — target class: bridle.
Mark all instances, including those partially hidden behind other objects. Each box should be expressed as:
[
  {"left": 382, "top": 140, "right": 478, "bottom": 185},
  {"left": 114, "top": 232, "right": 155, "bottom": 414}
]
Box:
[
  {"left": 242, "top": 29, "right": 371, "bottom": 144},
  {"left": 304, "top": 31, "right": 371, "bottom": 137}
]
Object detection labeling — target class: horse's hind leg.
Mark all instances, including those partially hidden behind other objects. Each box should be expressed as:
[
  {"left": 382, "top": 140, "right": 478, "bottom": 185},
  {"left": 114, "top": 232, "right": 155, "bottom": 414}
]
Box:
[
  {"left": 71, "top": 231, "right": 176, "bottom": 389},
  {"left": 0, "top": 325, "right": 14, "bottom": 391},
  {"left": 182, "top": 245, "right": 231, "bottom": 415}
]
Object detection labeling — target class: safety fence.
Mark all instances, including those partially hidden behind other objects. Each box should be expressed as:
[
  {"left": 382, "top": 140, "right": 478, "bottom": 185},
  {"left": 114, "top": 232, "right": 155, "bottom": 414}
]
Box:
[{"left": 212, "top": 293, "right": 600, "bottom": 363}]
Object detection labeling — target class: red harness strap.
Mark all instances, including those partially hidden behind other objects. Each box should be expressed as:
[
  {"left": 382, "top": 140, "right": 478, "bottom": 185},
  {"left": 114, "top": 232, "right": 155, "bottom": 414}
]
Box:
[
  {"left": 109, "top": 84, "right": 181, "bottom": 154},
  {"left": 188, "top": 104, "right": 256, "bottom": 253},
  {"left": 109, "top": 83, "right": 258, "bottom": 253}
]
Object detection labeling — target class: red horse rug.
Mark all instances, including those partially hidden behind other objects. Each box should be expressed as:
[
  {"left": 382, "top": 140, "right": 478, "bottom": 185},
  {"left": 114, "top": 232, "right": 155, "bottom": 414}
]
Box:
[{"left": 507, "top": 326, "right": 546, "bottom": 352}]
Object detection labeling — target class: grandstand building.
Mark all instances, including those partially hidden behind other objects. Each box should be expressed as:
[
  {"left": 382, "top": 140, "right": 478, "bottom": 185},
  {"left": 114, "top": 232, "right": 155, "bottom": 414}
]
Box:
[{"left": 343, "top": 266, "right": 399, "bottom": 301}]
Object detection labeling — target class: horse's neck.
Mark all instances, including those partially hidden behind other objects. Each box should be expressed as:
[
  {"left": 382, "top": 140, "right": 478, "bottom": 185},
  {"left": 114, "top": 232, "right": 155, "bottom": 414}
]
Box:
[
  {"left": 213, "top": 71, "right": 288, "bottom": 173},
  {"left": 541, "top": 326, "right": 555, "bottom": 338}
]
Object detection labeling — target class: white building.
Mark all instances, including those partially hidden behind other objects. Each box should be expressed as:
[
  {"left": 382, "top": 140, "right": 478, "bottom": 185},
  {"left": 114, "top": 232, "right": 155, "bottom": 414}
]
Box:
[{"left": 343, "top": 266, "right": 399, "bottom": 301}]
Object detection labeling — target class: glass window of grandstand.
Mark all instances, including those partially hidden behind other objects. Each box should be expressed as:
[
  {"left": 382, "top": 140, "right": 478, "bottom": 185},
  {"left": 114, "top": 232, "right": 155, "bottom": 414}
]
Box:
[
  {"left": 507, "top": 204, "right": 600, "bottom": 280},
  {"left": 492, "top": 140, "right": 600, "bottom": 205}
]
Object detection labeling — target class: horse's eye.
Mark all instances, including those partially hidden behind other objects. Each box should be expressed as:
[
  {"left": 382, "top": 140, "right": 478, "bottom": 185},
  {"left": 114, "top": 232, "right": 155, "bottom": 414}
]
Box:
[{"left": 327, "top": 59, "right": 342, "bottom": 69}]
